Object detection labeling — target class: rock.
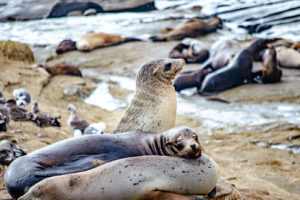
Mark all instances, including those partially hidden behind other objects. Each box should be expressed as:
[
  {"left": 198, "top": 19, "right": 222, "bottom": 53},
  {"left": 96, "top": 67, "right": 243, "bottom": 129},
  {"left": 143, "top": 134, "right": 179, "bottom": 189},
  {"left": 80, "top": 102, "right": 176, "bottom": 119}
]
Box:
[
  {"left": 96, "top": 0, "right": 155, "bottom": 12},
  {"left": 0, "top": 40, "right": 34, "bottom": 63}
]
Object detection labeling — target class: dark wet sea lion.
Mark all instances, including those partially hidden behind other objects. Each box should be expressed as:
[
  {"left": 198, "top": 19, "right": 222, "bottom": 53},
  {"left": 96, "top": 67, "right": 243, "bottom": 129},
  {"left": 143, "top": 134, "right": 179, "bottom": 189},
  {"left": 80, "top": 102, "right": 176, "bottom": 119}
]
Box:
[
  {"left": 112, "top": 58, "right": 184, "bottom": 134},
  {"left": 5, "top": 126, "right": 201, "bottom": 199},
  {"left": 169, "top": 38, "right": 209, "bottom": 63},
  {"left": 174, "top": 68, "right": 212, "bottom": 92},
  {"left": 19, "top": 154, "right": 219, "bottom": 200},
  {"left": 150, "top": 17, "right": 222, "bottom": 41},
  {"left": 47, "top": 2, "right": 103, "bottom": 18},
  {"left": 56, "top": 40, "right": 77, "bottom": 54},
  {"left": 262, "top": 45, "right": 282, "bottom": 83},
  {"left": 199, "top": 38, "right": 279, "bottom": 95}
]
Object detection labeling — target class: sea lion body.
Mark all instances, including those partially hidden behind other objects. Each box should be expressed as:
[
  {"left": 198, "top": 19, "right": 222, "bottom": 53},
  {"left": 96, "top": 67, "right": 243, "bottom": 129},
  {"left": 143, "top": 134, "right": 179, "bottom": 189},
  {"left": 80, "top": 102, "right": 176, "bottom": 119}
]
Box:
[
  {"left": 112, "top": 58, "right": 185, "bottom": 134},
  {"left": 276, "top": 46, "right": 300, "bottom": 68},
  {"left": 44, "top": 64, "right": 82, "bottom": 77},
  {"left": 151, "top": 17, "right": 222, "bottom": 41},
  {"left": 76, "top": 33, "right": 126, "bottom": 51},
  {"left": 262, "top": 46, "right": 282, "bottom": 83},
  {"left": 5, "top": 126, "right": 201, "bottom": 199},
  {"left": 19, "top": 154, "right": 219, "bottom": 200},
  {"left": 200, "top": 38, "right": 278, "bottom": 95}
]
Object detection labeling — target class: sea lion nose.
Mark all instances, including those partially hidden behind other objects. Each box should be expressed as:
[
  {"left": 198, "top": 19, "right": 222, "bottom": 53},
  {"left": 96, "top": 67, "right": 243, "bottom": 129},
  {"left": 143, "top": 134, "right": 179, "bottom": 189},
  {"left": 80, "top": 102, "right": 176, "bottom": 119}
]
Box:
[{"left": 190, "top": 144, "right": 196, "bottom": 150}]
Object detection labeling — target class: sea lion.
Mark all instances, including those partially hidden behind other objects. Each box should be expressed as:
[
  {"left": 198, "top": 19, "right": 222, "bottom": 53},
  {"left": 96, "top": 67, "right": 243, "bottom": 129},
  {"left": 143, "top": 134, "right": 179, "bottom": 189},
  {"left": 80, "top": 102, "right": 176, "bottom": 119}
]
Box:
[
  {"left": 262, "top": 45, "right": 282, "bottom": 83},
  {"left": 5, "top": 126, "right": 201, "bottom": 199},
  {"left": 112, "top": 58, "right": 185, "bottom": 134},
  {"left": 76, "top": 32, "right": 141, "bottom": 51},
  {"left": 169, "top": 38, "right": 209, "bottom": 63},
  {"left": 42, "top": 64, "right": 82, "bottom": 77},
  {"left": 174, "top": 68, "right": 212, "bottom": 92},
  {"left": 199, "top": 38, "right": 279, "bottom": 95},
  {"left": 150, "top": 17, "right": 222, "bottom": 41},
  {"left": 47, "top": 2, "right": 103, "bottom": 18},
  {"left": 56, "top": 40, "right": 77, "bottom": 54},
  {"left": 276, "top": 46, "right": 300, "bottom": 68},
  {"left": 19, "top": 154, "right": 219, "bottom": 200}
]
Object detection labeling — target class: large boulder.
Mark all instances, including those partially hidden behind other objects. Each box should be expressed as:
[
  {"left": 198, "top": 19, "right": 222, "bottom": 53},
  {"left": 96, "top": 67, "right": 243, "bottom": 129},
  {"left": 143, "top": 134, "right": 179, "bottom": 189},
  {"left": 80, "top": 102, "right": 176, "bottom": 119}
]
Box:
[
  {"left": 0, "top": 40, "right": 34, "bottom": 63},
  {"left": 0, "top": 0, "right": 155, "bottom": 22}
]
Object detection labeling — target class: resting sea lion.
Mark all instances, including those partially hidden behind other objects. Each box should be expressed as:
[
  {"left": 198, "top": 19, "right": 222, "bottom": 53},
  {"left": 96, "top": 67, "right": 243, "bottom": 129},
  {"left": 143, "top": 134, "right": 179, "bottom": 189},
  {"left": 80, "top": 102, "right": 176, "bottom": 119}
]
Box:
[
  {"left": 276, "top": 46, "right": 300, "bottom": 68},
  {"left": 112, "top": 58, "right": 185, "bottom": 134},
  {"left": 200, "top": 38, "right": 279, "bottom": 95},
  {"left": 76, "top": 32, "right": 141, "bottom": 51},
  {"left": 150, "top": 17, "right": 222, "bottom": 41},
  {"left": 19, "top": 154, "right": 219, "bottom": 200},
  {"left": 174, "top": 68, "right": 212, "bottom": 92},
  {"left": 56, "top": 40, "right": 77, "bottom": 54},
  {"left": 262, "top": 45, "right": 282, "bottom": 83},
  {"left": 42, "top": 64, "right": 82, "bottom": 77},
  {"left": 5, "top": 126, "right": 201, "bottom": 199},
  {"left": 169, "top": 38, "right": 209, "bottom": 63}
]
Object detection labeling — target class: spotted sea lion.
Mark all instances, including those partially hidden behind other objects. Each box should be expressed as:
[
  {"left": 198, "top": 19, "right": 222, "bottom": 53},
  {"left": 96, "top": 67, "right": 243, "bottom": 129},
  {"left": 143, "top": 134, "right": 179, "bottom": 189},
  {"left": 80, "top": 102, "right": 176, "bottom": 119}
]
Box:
[
  {"left": 76, "top": 32, "right": 141, "bottom": 51},
  {"left": 262, "top": 45, "right": 282, "bottom": 83},
  {"left": 150, "top": 17, "right": 222, "bottom": 41},
  {"left": 112, "top": 58, "right": 185, "bottom": 134},
  {"left": 199, "top": 38, "right": 279, "bottom": 95},
  {"left": 19, "top": 154, "right": 219, "bottom": 200},
  {"left": 5, "top": 126, "right": 201, "bottom": 199}
]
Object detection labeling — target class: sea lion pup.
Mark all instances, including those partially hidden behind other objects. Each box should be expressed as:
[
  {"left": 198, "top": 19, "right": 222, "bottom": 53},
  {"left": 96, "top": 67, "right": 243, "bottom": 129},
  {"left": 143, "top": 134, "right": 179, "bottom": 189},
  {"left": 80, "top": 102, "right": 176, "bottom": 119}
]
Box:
[
  {"left": 174, "top": 68, "right": 212, "bottom": 92},
  {"left": 41, "top": 64, "right": 82, "bottom": 77},
  {"left": 199, "top": 38, "right": 279, "bottom": 95},
  {"left": 31, "top": 101, "right": 61, "bottom": 136},
  {"left": 0, "top": 140, "right": 26, "bottom": 176},
  {"left": 276, "top": 46, "right": 300, "bottom": 68},
  {"left": 150, "top": 17, "right": 222, "bottom": 42},
  {"left": 76, "top": 32, "right": 141, "bottom": 51},
  {"left": 169, "top": 38, "right": 209, "bottom": 63},
  {"left": 67, "top": 104, "right": 89, "bottom": 135},
  {"left": 4, "top": 126, "right": 201, "bottom": 199},
  {"left": 19, "top": 154, "right": 219, "bottom": 200},
  {"left": 261, "top": 45, "right": 282, "bottom": 83},
  {"left": 56, "top": 40, "right": 77, "bottom": 54},
  {"left": 112, "top": 58, "right": 185, "bottom": 134}
]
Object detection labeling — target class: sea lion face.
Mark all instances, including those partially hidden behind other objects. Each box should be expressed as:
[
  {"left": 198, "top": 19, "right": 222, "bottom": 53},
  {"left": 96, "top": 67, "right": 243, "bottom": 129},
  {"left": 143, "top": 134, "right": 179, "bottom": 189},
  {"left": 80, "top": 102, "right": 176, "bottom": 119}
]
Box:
[
  {"left": 137, "top": 58, "right": 185, "bottom": 86},
  {"left": 164, "top": 126, "right": 201, "bottom": 159}
]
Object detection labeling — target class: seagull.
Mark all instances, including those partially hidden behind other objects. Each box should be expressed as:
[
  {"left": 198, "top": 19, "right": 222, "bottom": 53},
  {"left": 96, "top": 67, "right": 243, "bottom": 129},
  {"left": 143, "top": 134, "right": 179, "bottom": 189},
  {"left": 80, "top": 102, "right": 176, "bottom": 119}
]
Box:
[
  {"left": 13, "top": 88, "right": 31, "bottom": 107},
  {"left": 31, "top": 101, "right": 61, "bottom": 137},
  {"left": 67, "top": 104, "right": 89, "bottom": 136},
  {"left": 0, "top": 92, "right": 10, "bottom": 132},
  {"left": 84, "top": 122, "right": 106, "bottom": 135},
  {"left": 0, "top": 140, "right": 27, "bottom": 176}
]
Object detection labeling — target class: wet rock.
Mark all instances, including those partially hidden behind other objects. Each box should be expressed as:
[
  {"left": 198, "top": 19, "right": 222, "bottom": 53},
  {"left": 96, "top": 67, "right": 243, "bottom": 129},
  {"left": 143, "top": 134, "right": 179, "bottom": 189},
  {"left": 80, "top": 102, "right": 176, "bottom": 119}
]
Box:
[{"left": 0, "top": 40, "right": 34, "bottom": 63}]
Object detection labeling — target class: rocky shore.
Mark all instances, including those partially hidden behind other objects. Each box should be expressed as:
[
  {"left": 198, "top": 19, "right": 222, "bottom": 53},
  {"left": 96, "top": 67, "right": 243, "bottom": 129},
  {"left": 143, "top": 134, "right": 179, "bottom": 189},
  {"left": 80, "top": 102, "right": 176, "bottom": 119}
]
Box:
[{"left": 0, "top": 32, "right": 299, "bottom": 199}]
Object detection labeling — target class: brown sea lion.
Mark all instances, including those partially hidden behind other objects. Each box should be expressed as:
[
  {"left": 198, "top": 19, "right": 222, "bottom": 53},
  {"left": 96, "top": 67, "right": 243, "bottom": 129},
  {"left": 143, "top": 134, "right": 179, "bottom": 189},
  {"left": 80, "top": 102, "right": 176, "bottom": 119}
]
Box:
[
  {"left": 42, "top": 64, "right": 82, "bottom": 77},
  {"left": 111, "top": 58, "right": 185, "bottom": 134},
  {"left": 150, "top": 17, "right": 222, "bottom": 41},
  {"left": 76, "top": 32, "right": 141, "bottom": 51},
  {"left": 199, "top": 38, "right": 279, "bottom": 95},
  {"left": 55, "top": 40, "right": 77, "bottom": 54},
  {"left": 19, "top": 154, "right": 219, "bottom": 200},
  {"left": 5, "top": 126, "right": 201, "bottom": 199},
  {"left": 169, "top": 38, "right": 209, "bottom": 63},
  {"left": 262, "top": 45, "right": 282, "bottom": 83}
]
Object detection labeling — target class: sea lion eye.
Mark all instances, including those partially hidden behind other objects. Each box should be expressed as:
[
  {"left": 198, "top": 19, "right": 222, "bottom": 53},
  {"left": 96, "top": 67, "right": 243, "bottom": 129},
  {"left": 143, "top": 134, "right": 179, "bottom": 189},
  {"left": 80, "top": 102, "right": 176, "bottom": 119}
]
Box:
[{"left": 164, "top": 63, "right": 172, "bottom": 71}]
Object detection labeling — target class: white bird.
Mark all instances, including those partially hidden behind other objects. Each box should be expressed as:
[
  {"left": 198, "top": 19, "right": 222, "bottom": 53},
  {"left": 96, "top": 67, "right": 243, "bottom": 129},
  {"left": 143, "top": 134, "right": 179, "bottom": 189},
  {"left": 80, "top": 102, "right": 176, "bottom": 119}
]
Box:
[{"left": 13, "top": 88, "right": 31, "bottom": 107}]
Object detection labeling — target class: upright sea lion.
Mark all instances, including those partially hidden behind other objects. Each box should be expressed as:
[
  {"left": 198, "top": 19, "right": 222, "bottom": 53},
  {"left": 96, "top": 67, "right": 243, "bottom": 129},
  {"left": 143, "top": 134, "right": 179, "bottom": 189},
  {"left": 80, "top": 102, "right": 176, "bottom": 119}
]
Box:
[
  {"left": 5, "top": 126, "right": 201, "bottom": 199},
  {"left": 169, "top": 38, "right": 209, "bottom": 63},
  {"left": 19, "top": 154, "right": 219, "bottom": 200},
  {"left": 262, "top": 45, "right": 282, "bottom": 83},
  {"left": 76, "top": 32, "right": 141, "bottom": 51},
  {"left": 150, "top": 17, "right": 222, "bottom": 41},
  {"left": 112, "top": 58, "right": 185, "bottom": 134},
  {"left": 199, "top": 38, "right": 279, "bottom": 95},
  {"left": 276, "top": 46, "right": 300, "bottom": 68}
]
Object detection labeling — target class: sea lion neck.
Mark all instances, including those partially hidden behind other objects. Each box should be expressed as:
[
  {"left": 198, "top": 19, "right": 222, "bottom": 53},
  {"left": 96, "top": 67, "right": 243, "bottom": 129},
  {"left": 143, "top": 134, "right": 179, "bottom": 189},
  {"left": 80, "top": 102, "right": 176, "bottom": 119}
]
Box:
[{"left": 142, "top": 133, "right": 173, "bottom": 156}]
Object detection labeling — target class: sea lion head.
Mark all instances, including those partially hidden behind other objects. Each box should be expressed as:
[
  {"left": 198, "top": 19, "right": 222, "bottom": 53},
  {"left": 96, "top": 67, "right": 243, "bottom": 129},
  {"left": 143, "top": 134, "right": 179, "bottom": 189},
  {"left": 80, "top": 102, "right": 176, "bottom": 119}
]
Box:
[
  {"left": 163, "top": 126, "right": 201, "bottom": 159},
  {"left": 136, "top": 58, "right": 185, "bottom": 87}
]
